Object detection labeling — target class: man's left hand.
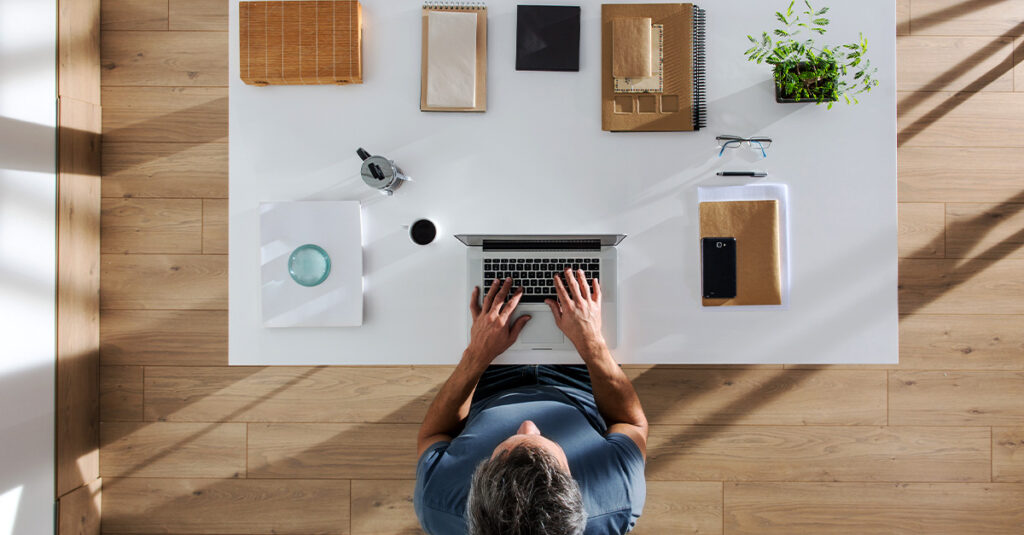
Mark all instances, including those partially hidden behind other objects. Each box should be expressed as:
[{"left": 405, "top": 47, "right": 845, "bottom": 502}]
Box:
[{"left": 465, "top": 278, "right": 531, "bottom": 368}]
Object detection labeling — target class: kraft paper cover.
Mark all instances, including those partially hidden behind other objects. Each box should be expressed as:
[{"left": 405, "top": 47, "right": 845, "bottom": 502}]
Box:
[
  {"left": 612, "top": 17, "right": 652, "bottom": 78},
  {"left": 601, "top": 3, "right": 696, "bottom": 132},
  {"left": 699, "top": 200, "right": 782, "bottom": 306}
]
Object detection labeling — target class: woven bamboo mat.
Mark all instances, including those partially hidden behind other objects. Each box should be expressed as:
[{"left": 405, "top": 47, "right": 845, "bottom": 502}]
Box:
[{"left": 239, "top": 0, "right": 362, "bottom": 85}]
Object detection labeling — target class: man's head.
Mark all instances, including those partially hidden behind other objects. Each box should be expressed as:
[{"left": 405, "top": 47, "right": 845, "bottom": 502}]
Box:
[{"left": 466, "top": 420, "right": 586, "bottom": 535}]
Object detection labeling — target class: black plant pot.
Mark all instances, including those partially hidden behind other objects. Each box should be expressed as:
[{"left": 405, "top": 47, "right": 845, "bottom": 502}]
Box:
[{"left": 774, "top": 80, "right": 839, "bottom": 103}]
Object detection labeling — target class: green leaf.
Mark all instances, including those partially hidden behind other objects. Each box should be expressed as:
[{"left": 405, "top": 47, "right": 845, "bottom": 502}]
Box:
[
  {"left": 774, "top": 29, "right": 790, "bottom": 37},
  {"left": 776, "top": 12, "right": 789, "bottom": 25},
  {"left": 817, "top": 7, "right": 830, "bottom": 15},
  {"left": 813, "top": 28, "right": 826, "bottom": 34},
  {"left": 813, "top": 18, "right": 830, "bottom": 25},
  {"left": 747, "top": 34, "right": 757, "bottom": 42}
]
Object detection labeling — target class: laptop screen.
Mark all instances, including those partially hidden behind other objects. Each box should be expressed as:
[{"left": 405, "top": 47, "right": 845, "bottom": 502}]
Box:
[{"left": 454, "top": 234, "right": 626, "bottom": 248}]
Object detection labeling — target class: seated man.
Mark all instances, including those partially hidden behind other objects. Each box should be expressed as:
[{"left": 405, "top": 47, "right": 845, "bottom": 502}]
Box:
[{"left": 415, "top": 269, "right": 648, "bottom": 535}]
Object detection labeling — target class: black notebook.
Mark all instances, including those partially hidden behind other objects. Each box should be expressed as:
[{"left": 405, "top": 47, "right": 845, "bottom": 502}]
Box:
[{"left": 516, "top": 5, "right": 581, "bottom": 72}]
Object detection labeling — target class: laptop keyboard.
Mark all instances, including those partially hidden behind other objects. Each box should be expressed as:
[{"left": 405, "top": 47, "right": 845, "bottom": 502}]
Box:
[{"left": 483, "top": 258, "right": 601, "bottom": 303}]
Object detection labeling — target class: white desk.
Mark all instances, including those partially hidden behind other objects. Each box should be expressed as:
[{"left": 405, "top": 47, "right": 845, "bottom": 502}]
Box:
[{"left": 229, "top": 0, "right": 898, "bottom": 365}]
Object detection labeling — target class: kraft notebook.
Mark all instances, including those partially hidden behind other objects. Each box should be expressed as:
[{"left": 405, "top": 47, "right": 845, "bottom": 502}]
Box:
[
  {"left": 239, "top": 0, "right": 362, "bottom": 86},
  {"left": 699, "top": 200, "right": 782, "bottom": 307},
  {"left": 421, "top": 2, "right": 488, "bottom": 112},
  {"left": 601, "top": 3, "right": 705, "bottom": 132}
]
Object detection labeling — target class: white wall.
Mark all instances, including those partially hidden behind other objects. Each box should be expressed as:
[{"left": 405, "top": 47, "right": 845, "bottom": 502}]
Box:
[{"left": 0, "top": 0, "right": 58, "bottom": 533}]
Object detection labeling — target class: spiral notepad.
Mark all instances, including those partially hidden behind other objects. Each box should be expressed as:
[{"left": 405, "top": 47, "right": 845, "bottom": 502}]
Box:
[
  {"left": 420, "top": 2, "right": 487, "bottom": 112},
  {"left": 601, "top": 3, "right": 706, "bottom": 131}
]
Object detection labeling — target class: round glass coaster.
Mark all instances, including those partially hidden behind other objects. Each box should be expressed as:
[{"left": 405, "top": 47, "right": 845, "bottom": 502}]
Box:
[{"left": 288, "top": 244, "right": 331, "bottom": 287}]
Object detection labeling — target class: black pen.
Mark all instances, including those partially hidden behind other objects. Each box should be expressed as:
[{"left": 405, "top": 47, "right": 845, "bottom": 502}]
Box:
[{"left": 717, "top": 171, "right": 767, "bottom": 177}]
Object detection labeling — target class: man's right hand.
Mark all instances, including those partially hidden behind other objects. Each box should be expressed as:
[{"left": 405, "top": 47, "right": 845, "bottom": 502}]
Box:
[{"left": 544, "top": 268, "right": 606, "bottom": 356}]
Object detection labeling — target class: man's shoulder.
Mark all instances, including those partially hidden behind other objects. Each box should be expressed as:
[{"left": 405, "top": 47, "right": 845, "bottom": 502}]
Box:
[{"left": 415, "top": 443, "right": 472, "bottom": 533}]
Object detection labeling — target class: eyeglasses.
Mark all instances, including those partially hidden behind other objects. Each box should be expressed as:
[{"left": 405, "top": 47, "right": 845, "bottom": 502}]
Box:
[{"left": 716, "top": 135, "right": 773, "bottom": 158}]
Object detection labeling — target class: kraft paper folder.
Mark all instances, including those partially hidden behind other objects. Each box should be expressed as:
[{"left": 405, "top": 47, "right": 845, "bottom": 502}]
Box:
[
  {"left": 698, "top": 184, "right": 791, "bottom": 308},
  {"left": 239, "top": 0, "right": 363, "bottom": 86},
  {"left": 421, "top": 3, "right": 488, "bottom": 112},
  {"left": 601, "top": 3, "right": 706, "bottom": 132}
]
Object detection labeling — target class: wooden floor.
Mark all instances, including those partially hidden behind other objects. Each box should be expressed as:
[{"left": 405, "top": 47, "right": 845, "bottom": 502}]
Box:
[{"left": 97, "top": 1, "right": 1024, "bottom": 533}]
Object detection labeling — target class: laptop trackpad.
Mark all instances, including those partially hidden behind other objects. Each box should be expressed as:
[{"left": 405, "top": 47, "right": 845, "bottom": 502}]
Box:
[{"left": 518, "top": 311, "right": 564, "bottom": 345}]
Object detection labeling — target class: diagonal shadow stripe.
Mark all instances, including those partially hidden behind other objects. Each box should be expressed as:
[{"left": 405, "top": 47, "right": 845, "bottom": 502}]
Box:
[{"left": 898, "top": 25, "right": 1024, "bottom": 146}]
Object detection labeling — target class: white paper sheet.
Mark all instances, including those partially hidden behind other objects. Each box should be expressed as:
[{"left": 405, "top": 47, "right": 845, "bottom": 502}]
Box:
[
  {"left": 427, "top": 10, "right": 477, "bottom": 108},
  {"left": 698, "top": 183, "right": 791, "bottom": 309},
  {"left": 260, "top": 201, "right": 363, "bottom": 327}
]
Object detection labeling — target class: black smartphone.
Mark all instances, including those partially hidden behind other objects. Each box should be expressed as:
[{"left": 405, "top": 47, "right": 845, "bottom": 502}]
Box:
[{"left": 701, "top": 237, "right": 737, "bottom": 299}]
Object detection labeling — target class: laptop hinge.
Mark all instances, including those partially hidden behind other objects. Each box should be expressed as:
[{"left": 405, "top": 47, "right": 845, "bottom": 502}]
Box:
[{"left": 482, "top": 239, "right": 602, "bottom": 252}]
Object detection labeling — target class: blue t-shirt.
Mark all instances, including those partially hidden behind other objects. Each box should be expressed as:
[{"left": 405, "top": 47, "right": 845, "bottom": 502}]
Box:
[{"left": 414, "top": 385, "right": 646, "bottom": 534}]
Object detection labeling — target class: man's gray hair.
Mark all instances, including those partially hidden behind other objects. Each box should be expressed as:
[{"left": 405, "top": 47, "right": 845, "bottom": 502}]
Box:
[{"left": 466, "top": 444, "right": 586, "bottom": 535}]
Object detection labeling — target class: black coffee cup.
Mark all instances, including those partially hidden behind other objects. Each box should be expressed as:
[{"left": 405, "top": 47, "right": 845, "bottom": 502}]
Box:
[{"left": 410, "top": 219, "right": 437, "bottom": 245}]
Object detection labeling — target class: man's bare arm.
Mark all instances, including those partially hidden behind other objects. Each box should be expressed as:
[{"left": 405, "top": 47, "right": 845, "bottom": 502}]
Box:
[
  {"left": 416, "top": 279, "right": 531, "bottom": 457},
  {"left": 546, "top": 269, "right": 648, "bottom": 458},
  {"left": 416, "top": 355, "right": 487, "bottom": 457},
  {"left": 577, "top": 338, "right": 648, "bottom": 458}
]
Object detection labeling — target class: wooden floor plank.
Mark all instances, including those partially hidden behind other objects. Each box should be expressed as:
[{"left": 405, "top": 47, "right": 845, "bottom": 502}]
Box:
[
  {"left": 102, "top": 87, "right": 227, "bottom": 143},
  {"left": 909, "top": 0, "right": 1024, "bottom": 36},
  {"left": 625, "top": 368, "right": 887, "bottom": 425},
  {"left": 100, "top": 365, "right": 144, "bottom": 422},
  {"left": 169, "top": 0, "right": 228, "bottom": 31},
  {"left": 899, "top": 314, "right": 1024, "bottom": 370},
  {"left": 247, "top": 423, "right": 418, "bottom": 479},
  {"left": 202, "top": 199, "right": 227, "bottom": 254},
  {"left": 56, "top": 96, "right": 102, "bottom": 497},
  {"left": 102, "top": 142, "right": 227, "bottom": 199},
  {"left": 890, "top": 371, "right": 1024, "bottom": 425},
  {"left": 58, "top": 478, "right": 102, "bottom": 535},
  {"left": 993, "top": 427, "right": 1024, "bottom": 482},
  {"left": 101, "top": 309, "right": 227, "bottom": 366},
  {"left": 102, "top": 31, "right": 227, "bottom": 87},
  {"left": 896, "top": 0, "right": 910, "bottom": 36},
  {"left": 100, "top": 422, "right": 246, "bottom": 478},
  {"left": 632, "top": 481, "right": 722, "bottom": 535},
  {"left": 899, "top": 203, "right": 945, "bottom": 258},
  {"left": 899, "top": 258, "right": 1024, "bottom": 315},
  {"left": 101, "top": 0, "right": 168, "bottom": 31},
  {"left": 1016, "top": 37, "right": 1022, "bottom": 92},
  {"left": 350, "top": 480, "right": 421, "bottom": 535},
  {"left": 101, "top": 198, "right": 202, "bottom": 254},
  {"left": 646, "top": 426, "right": 990, "bottom": 482},
  {"left": 898, "top": 147, "right": 1024, "bottom": 203},
  {"left": 897, "top": 36, "right": 1014, "bottom": 92},
  {"left": 945, "top": 203, "right": 1024, "bottom": 259},
  {"left": 898, "top": 92, "right": 1024, "bottom": 147},
  {"left": 100, "top": 254, "right": 227, "bottom": 310},
  {"left": 101, "top": 478, "right": 350, "bottom": 534},
  {"left": 144, "top": 366, "right": 447, "bottom": 423},
  {"left": 724, "top": 482, "right": 1024, "bottom": 534}
]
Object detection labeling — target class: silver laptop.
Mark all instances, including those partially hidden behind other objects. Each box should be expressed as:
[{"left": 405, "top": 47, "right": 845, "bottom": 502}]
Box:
[{"left": 455, "top": 234, "right": 625, "bottom": 351}]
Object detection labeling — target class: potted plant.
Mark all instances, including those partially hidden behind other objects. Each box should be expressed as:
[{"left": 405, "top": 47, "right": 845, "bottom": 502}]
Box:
[{"left": 745, "top": 0, "right": 878, "bottom": 108}]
